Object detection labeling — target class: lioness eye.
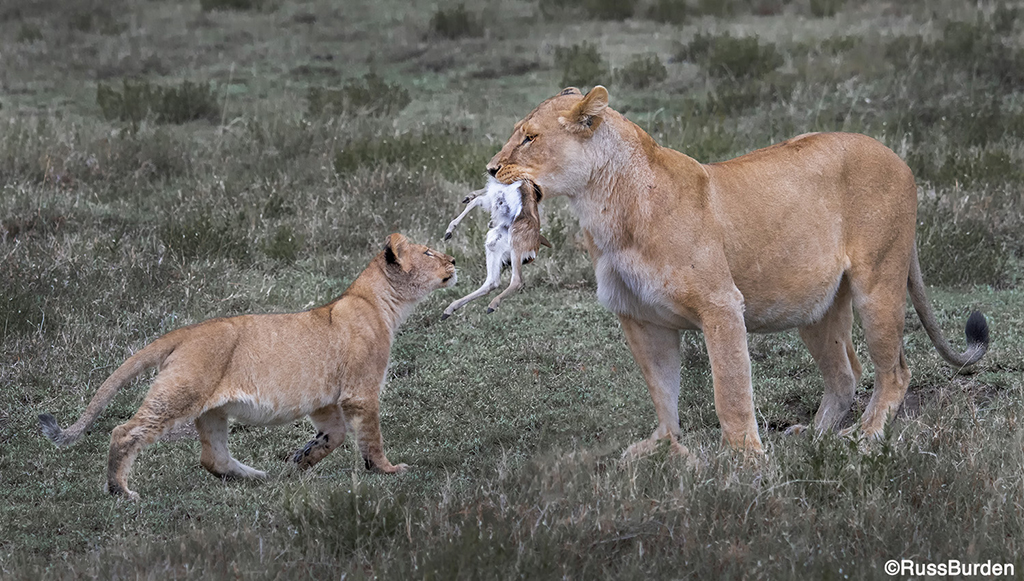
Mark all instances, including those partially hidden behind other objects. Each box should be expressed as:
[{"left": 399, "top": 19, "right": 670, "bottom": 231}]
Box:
[
  {"left": 424, "top": 251, "right": 433, "bottom": 257},
  {"left": 522, "top": 134, "right": 534, "bottom": 145}
]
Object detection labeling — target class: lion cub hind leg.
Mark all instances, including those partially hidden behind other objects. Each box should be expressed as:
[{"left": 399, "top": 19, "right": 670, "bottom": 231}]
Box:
[
  {"left": 107, "top": 398, "right": 199, "bottom": 500},
  {"left": 292, "top": 404, "right": 347, "bottom": 470},
  {"left": 196, "top": 411, "right": 267, "bottom": 480}
]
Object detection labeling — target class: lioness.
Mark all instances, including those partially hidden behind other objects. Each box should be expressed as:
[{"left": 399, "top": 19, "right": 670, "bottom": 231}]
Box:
[
  {"left": 39, "top": 233, "right": 457, "bottom": 499},
  {"left": 487, "top": 86, "right": 989, "bottom": 457}
]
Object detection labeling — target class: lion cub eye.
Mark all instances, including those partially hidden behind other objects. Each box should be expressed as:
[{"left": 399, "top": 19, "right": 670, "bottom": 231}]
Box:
[
  {"left": 424, "top": 251, "right": 434, "bottom": 257},
  {"left": 522, "top": 134, "right": 535, "bottom": 145}
]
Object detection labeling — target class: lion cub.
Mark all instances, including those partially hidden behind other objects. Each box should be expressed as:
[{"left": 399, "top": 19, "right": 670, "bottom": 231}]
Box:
[{"left": 39, "top": 233, "right": 456, "bottom": 499}]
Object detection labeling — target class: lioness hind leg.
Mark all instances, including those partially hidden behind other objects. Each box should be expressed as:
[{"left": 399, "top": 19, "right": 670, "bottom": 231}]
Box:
[
  {"left": 797, "top": 277, "right": 861, "bottom": 434},
  {"left": 850, "top": 273, "right": 912, "bottom": 439},
  {"left": 292, "top": 404, "right": 347, "bottom": 470},
  {"left": 196, "top": 411, "right": 267, "bottom": 480}
]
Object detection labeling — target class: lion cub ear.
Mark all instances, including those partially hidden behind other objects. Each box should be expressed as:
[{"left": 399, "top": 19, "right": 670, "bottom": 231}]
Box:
[
  {"left": 384, "top": 233, "right": 408, "bottom": 267},
  {"left": 559, "top": 85, "right": 608, "bottom": 136}
]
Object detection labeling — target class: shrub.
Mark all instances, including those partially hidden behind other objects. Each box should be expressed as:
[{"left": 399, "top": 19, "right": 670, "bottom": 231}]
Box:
[
  {"left": 538, "top": 0, "right": 633, "bottom": 20},
  {"left": 992, "top": 3, "right": 1020, "bottom": 35},
  {"left": 809, "top": 0, "right": 844, "bottom": 18},
  {"left": 583, "top": 0, "right": 633, "bottom": 19},
  {"left": 160, "top": 214, "right": 250, "bottom": 262},
  {"left": 679, "top": 32, "right": 783, "bottom": 79},
  {"left": 916, "top": 200, "right": 1010, "bottom": 287},
  {"left": 262, "top": 225, "right": 304, "bottom": 262},
  {"left": 16, "top": 23, "right": 43, "bottom": 42},
  {"left": 429, "top": 4, "right": 481, "bottom": 39},
  {"left": 554, "top": 42, "right": 608, "bottom": 88},
  {"left": 615, "top": 53, "right": 668, "bottom": 89},
  {"left": 647, "top": 0, "right": 688, "bottom": 24},
  {"left": 307, "top": 73, "right": 411, "bottom": 117},
  {"left": 333, "top": 127, "right": 489, "bottom": 184},
  {"left": 886, "top": 19, "right": 1024, "bottom": 91},
  {"left": 908, "top": 149, "right": 1024, "bottom": 188},
  {"left": 96, "top": 79, "right": 221, "bottom": 126},
  {"left": 285, "top": 481, "right": 409, "bottom": 557},
  {"left": 199, "top": 0, "right": 263, "bottom": 11}
]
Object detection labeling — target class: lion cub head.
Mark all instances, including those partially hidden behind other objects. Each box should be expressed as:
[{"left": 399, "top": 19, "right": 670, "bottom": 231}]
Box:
[
  {"left": 486, "top": 86, "right": 610, "bottom": 197},
  {"left": 380, "top": 233, "right": 457, "bottom": 301}
]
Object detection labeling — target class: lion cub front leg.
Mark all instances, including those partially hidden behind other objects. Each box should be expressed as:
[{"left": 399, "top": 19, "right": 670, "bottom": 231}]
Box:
[
  {"left": 341, "top": 396, "right": 407, "bottom": 474},
  {"left": 292, "top": 404, "right": 347, "bottom": 470}
]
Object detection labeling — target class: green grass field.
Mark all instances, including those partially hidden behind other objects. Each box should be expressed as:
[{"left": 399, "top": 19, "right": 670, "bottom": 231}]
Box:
[{"left": 2, "top": 0, "right": 1022, "bottom": 578}]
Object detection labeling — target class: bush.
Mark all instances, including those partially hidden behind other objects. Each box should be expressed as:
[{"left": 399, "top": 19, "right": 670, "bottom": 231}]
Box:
[
  {"left": 916, "top": 200, "right": 1010, "bottom": 287},
  {"left": 615, "top": 53, "right": 668, "bottom": 89},
  {"left": 429, "top": 4, "right": 481, "bottom": 39},
  {"left": 262, "top": 225, "right": 304, "bottom": 262},
  {"left": 96, "top": 79, "right": 222, "bottom": 126},
  {"left": 199, "top": 0, "right": 263, "bottom": 11},
  {"left": 16, "top": 23, "right": 43, "bottom": 42},
  {"left": 554, "top": 42, "right": 608, "bottom": 88},
  {"left": 333, "top": 127, "right": 489, "bottom": 184},
  {"left": 285, "top": 481, "right": 409, "bottom": 557},
  {"left": 160, "top": 214, "right": 251, "bottom": 262},
  {"left": 809, "top": 0, "right": 844, "bottom": 17},
  {"left": 538, "top": 0, "right": 633, "bottom": 20},
  {"left": 307, "top": 73, "right": 411, "bottom": 117},
  {"left": 908, "top": 149, "right": 1024, "bottom": 188},
  {"left": 678, "top": 32, "right": 783, "bottom": 79},
  {"left": 885, "top": 19, "right": 1024, "bottom": 91},
  {"left": 647, "top": 0, "right": 688, "bottom": 24}
]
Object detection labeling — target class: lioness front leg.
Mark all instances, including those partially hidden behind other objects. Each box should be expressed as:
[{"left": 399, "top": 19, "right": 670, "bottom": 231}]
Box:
[
  {"left": 618, "top": 316, "right": 689, "bottom": 460},
  {"left": 292, "top": 404, "right": 347, "bottom": 470},
  {"left": 700, "top": 289, "right": 763, "bottom": 453},
  {"left": 340, "top": 396, "right": 407, "bottom": 474}
]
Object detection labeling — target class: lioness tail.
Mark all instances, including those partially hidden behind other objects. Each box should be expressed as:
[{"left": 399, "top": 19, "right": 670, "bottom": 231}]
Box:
[
  {"left": 39, "top": 330, "right": 186, "bottom": 446},
  {"left": 908, "top": 245, "right": 989, "bottom": 368}
]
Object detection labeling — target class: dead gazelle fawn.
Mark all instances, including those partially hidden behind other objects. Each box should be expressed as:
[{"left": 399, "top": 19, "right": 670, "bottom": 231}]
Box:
[{"left": 442, "top": 177, "right": 550, "bottom": 318}]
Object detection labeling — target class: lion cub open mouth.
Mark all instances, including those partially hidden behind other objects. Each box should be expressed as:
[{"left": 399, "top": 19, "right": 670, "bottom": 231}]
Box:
[{"left": 39, "top": 233, "right": 456, "bottom": 500}]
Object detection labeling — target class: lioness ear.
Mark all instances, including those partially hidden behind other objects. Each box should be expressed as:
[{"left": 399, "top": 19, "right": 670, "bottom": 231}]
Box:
[
  {"left": 560, "top": 85, "right": 608, "bottom": 136},
  {"left": 384, "top": 233, "right": 407, "bottom": 266}
]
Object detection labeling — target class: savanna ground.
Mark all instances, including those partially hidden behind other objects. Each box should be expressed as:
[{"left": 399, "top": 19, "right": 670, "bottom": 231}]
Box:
[{"left": 1, "top": 0, "right": 1023, "bottom": 578}]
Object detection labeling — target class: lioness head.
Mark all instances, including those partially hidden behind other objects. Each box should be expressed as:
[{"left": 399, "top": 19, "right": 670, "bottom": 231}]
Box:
[
  {"left": 381, "top": 233, "right": 457, "bottom": 300},
  {"left": 487, "top": 86, "right": 610, "bottom": 197}
]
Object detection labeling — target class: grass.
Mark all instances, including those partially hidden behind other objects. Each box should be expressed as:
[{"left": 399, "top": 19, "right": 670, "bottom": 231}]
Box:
[{"left": 1, "top": 0, "right": 1023, "bottom": 578}]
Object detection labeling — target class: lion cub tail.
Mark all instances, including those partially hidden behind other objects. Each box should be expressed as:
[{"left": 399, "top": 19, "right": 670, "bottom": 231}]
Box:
[
  {"left": 908, "top": 245, "right": 990, "bottom": 368},
  {"left": 39, "top": 330, "right": 186, "bottom": 447}
]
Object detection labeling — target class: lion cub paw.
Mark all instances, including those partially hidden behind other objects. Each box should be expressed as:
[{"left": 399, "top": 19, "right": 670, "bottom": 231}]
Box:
[
  {"left": 364, "top": 457, "right": 409, "bottom": 474},
  {"left": 291, "top": 437, "right": 330, "bottom": 470}
]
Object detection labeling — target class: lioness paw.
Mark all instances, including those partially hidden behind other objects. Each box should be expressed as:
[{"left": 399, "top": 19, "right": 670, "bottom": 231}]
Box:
[{"left": 783, "top": 424, "right": 809, "bottom": 436}]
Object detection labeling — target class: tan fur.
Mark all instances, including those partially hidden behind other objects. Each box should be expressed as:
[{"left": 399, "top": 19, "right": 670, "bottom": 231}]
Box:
[
  {"left": 39, "top": 234, "right": 457, "bottom": 499},
  {"left": 487, "top": 86, "right": 989, "bottom": 457}
]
